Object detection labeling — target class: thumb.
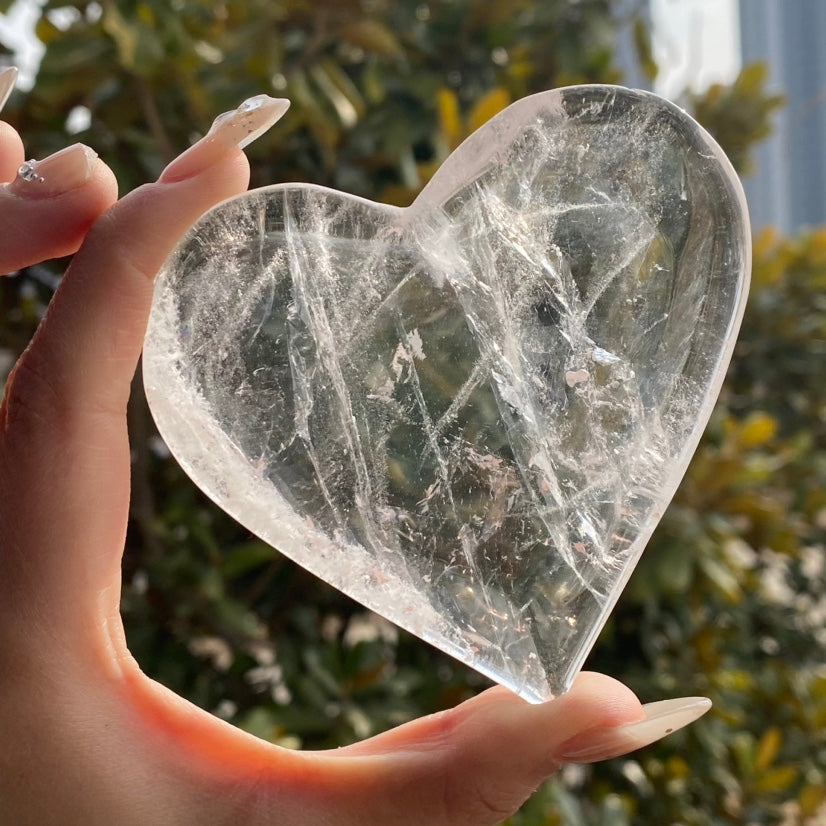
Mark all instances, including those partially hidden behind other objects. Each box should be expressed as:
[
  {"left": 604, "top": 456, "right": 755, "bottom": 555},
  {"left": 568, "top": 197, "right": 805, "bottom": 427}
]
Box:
[{"left": 324, "top": 672, "right": 710, "bottom": 825}]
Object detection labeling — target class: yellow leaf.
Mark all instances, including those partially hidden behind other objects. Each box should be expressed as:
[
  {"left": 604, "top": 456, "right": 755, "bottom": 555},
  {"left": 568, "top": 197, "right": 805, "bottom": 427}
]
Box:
[
  {"left": 34, "top": 16, "right": 62, "bottom": 46},
  {"left": 738, "top": 412, "right": 778, "bottom": 449},
  {"left": 754, "top": 727, "right": 782, "bottom": 772},
  {"left": 136, "top": 2, "right": 155, "bottom": 26},
  {"left": 751, "top": 226, "right": 792, "bottom": 287},
  {"left": 800, "top": 784, "right": 826, "bottom": 816},
  {"left": 437, "top": 88, "right": 461, "bottom": 149},
  {"left": 806, "top": 228, "right": 826, "bottom": 265},
  {"left": 665, "top": 755, "right": 691, "bottom": 779},
  {"left": 754, "top": 765, "right": 798, "bottom": 794},
  {"left": 811, "top": 674, "right": 826, "bottom": 700},
  {"left": 468, "top": 87, "right": 511, "bottom": 133},
  {"left": 714, "top": 669, "right": 756, "bottom": 692},
  {"left": 752, "top": 226, "right": 778, "bottom": 261},
  {"left": 736, "top": 62, "right": 770, "bottom": 94}
]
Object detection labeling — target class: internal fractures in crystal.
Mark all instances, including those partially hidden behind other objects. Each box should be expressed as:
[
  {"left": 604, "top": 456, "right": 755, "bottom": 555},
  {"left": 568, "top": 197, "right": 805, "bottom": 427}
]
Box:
[{"left": 144, "top": 86, "right": 750, "bottom": 701}]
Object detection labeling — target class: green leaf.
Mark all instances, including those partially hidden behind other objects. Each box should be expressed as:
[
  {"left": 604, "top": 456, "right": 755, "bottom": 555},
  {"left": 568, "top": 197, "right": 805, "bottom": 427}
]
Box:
[
  {"left": 632, "top": 17, "right": 657, "bottom": 83},
  {"left": 339, "top": 19, "right": 401, "bottom": 57},
  {"left": 698, "top": 554, "right": 743, "bottom": 603},
  {"left": 222, "top": 541, "right": 279, "bottom": 579},
  {"left": 101, "top": 5, "right": 164, "bottom": 76},
  {"left": 102, "top": 4, "right": 140, "bottom": 70}
]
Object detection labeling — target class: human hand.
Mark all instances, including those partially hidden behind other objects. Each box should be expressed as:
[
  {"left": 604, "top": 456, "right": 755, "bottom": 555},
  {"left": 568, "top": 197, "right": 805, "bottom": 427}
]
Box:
[{"left": 0, "top": 67, "right": 710, "bottom": 825}]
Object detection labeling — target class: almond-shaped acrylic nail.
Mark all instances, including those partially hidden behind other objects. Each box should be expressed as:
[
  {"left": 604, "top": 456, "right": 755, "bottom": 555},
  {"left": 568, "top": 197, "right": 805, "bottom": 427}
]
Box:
[
  {"left": 159, "top": 95, "right": 290, "bottom": 183},
  {"left": 558, "top": 696, "right": 712, "bottom": 763},
  {"left": 11, "top": 144, "right": 98, "bottom": 198}
]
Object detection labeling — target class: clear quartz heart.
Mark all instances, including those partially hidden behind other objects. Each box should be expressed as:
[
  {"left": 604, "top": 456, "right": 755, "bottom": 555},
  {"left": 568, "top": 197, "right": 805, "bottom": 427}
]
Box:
[{"left": 144, "top": 86, "right": 750, "bottom": 702}]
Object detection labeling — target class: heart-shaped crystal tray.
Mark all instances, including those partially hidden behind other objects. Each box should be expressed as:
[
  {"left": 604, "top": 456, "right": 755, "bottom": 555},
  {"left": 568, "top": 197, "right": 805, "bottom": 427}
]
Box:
[{"left": 144, "top": 86, "right": 750, "bottom": 702}]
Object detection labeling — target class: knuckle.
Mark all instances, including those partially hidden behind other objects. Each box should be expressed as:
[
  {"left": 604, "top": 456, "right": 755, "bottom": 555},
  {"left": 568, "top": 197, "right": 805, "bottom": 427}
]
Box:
[
  {"left": 438, "top": 759, "right": 525, "bottom": 826},
  {"left": 1, "top": 352, "right": 67, "bottom": 439},
  {"left": 463, "top": 780, "right": 521, "bottom": 825}
]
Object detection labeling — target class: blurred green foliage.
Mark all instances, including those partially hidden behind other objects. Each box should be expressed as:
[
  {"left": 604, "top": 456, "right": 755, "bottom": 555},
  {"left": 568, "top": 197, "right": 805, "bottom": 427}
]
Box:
[{"left": 0, "top": 0, "right": 823, "bottom": 823}]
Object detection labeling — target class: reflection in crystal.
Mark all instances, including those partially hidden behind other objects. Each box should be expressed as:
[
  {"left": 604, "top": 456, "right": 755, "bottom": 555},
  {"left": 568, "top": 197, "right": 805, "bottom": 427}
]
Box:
[{"left": 144, "top": 85, "right": 750, "bottom": 701}]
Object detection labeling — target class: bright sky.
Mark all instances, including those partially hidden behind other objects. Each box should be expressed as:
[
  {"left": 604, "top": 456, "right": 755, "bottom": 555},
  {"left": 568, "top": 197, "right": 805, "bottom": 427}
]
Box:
[
  {"left": 651, "top": 0, "right": 742, "bottom": 98},
  {"left": 0, "top": 0, "right": 43, "bottom": 89}
]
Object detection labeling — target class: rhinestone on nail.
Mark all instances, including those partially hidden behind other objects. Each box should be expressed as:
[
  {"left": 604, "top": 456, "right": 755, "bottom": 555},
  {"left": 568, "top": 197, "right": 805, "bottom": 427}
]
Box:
[{"left": 17, "top": 160, "right": 44, "bottom": 183}]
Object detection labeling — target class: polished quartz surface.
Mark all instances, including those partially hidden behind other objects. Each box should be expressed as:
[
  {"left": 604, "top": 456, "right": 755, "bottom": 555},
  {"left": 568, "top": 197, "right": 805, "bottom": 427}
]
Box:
[{"left": 144, "top": 86, "right": 750, "bottom": 701}]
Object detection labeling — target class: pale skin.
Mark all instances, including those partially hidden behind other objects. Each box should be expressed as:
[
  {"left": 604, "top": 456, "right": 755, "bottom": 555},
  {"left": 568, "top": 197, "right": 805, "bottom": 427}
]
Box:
[{"left": 0, "top": 81, "right": 710, "bottom": 825}]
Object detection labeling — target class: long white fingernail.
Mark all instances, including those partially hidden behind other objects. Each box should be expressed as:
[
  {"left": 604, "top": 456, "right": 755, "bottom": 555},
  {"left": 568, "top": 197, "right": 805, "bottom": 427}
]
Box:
[
  {"left": 0, "top": 66, "right": 19, "bottom": 113},
  {"left": 159, "top": 95, "right": 290, "bottom": 183},
  {"left": 558, "top": 696, "right": 712, "bottom": 762},
  {"left": 206, "top": 94, "right": 291, "bottom": 149}
]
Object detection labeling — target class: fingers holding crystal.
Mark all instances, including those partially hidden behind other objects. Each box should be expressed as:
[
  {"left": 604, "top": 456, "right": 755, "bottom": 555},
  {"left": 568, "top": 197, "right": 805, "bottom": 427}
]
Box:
[
  {"left": 102, "top": 668, "right": 701, "bottom": 826},
  {"left": 0, "top": 66, "right": 118, "bottom": 272},
  {"left": 18, "top": 94, "right": 288, "bottom": 417},
  {"left": 310, "top": 673, "right": 707, "bottom": 826},
  {"left": 0, "top": 144, "right": 118, "bottom": 273},
  {"left": 0, "top": 96, "right": 281, "bottom": 661},
  {"left": 0, "top": 96, "right": 290, "bottom": 825},
  {"left": 0, "top": 72, "right": 117, "bottom": 266}
]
